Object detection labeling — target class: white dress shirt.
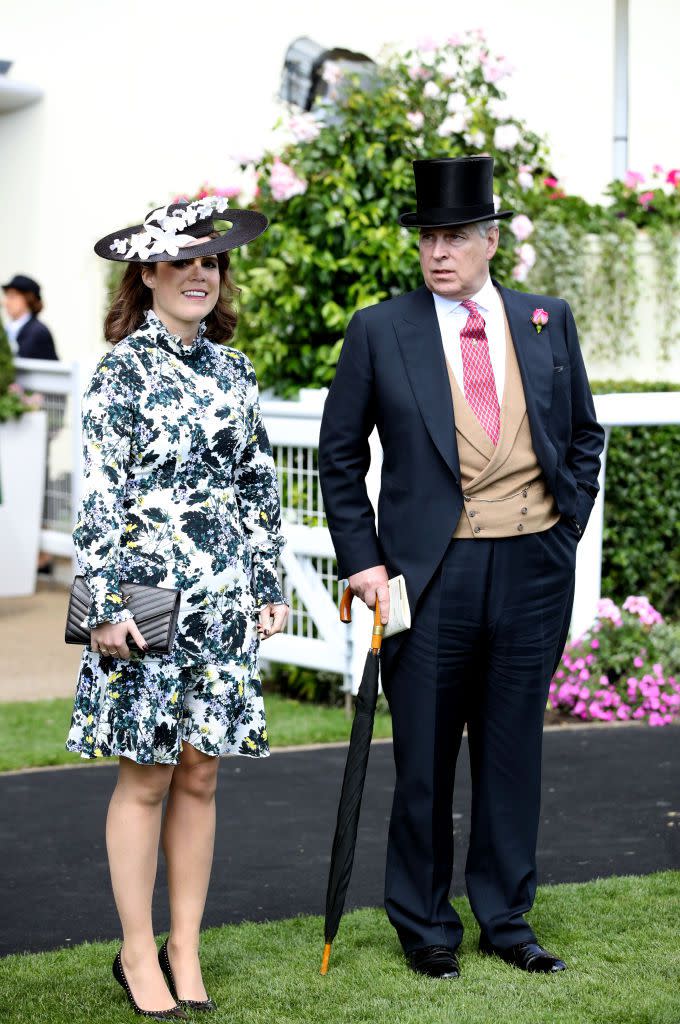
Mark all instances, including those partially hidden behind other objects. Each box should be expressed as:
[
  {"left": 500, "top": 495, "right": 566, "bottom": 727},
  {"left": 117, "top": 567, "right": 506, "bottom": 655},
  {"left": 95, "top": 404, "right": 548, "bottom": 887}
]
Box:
[
  {"left": 4, "top": 312, "right": 31, "bottom": 354},
  {"left": 432, "top": 276, "right": 506, "bottom": 404}
]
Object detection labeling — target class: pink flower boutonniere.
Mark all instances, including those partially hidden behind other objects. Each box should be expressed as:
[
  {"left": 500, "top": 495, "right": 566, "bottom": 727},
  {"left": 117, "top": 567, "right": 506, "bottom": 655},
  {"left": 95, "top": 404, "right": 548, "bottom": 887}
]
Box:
[{"left": 531, "top": 307, "right": 549, "bottom": 334}]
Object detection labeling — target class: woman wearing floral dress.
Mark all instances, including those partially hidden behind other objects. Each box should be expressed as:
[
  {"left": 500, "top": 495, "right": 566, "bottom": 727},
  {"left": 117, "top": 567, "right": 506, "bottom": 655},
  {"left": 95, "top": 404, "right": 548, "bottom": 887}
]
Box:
[{"left": 66, "top": 197, "right": 288, "bottom": 1019}]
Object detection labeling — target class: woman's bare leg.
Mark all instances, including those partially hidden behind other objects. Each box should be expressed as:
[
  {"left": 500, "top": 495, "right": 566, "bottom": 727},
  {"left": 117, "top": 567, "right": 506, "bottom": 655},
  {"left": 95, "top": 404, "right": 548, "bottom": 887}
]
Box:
[
  {"left": 162, "top": 742, "right": 219, "bottom": 1000},
  {"left": 106, "top": 756, "right": 177, "bottom": 1011}
]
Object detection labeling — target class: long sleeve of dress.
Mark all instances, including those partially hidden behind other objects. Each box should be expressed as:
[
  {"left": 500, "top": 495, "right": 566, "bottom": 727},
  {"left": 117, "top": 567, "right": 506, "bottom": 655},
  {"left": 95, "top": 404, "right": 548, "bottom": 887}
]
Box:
[
  {"left": 233, "top": 359, "right": 286, "bottom": 608},
  {"left": 72, "top": 350, "right": 142, "bottom": 628}
]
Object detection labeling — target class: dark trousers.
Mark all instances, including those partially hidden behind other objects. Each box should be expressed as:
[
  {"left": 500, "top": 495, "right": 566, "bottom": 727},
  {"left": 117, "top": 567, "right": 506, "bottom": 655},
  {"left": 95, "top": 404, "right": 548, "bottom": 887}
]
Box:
[{"left": 382, "top": 521, "right": 576, "bottom": 953}]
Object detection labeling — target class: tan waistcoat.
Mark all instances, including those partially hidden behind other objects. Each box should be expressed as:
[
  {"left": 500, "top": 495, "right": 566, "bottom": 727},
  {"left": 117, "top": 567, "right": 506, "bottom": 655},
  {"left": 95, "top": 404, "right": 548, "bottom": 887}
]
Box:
[{"left": 451, "top": 297, "right": 559, "bottom": 539}]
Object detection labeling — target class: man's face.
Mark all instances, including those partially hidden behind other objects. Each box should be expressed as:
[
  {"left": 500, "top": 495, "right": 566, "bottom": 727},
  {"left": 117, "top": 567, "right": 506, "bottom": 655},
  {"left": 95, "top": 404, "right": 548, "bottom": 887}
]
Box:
[{"left": 418, "top": 223, "right": 499, "bottom": 300}]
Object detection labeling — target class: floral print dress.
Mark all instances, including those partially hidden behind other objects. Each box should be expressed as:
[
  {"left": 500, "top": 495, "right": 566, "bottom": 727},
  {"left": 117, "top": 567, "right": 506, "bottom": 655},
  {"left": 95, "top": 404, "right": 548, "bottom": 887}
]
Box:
[{"left": 66, "top": 310, "right": 285, "bottom": 765}]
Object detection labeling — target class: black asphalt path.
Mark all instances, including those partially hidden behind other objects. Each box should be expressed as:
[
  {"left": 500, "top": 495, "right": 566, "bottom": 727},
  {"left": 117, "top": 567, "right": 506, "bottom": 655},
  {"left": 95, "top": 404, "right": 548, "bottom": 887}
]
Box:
[{"left": 1, "top": 725, "right": 678, "bottom": 955}]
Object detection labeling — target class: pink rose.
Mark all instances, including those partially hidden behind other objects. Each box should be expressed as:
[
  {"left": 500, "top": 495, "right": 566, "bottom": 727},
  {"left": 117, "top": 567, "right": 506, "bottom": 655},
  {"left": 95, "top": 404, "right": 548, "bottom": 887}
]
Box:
[
  {"left": 639, "top": 191, "right": 655, "bottom": 207},
  {"left": 406, "top": 111, "right": 425, "bottom": 130},
  {"left": 517, "top": 242, "right": 536, "bottom": 269},
  {"left": 531, "top": 308, "right": 549, "bottom": 332},
  {"left": 510, "top": 214, "right": 534, "bottom": 241},
  {"left": 518, "top": 167, "right": 534, "bottom": 191},
  {"left": 511, "top": 262, "right": 529, "bottom": 283},
  {"left": 269, "top": 159, "right": 307, "bottom": 202},
  {"left": 624, "top": 170, "right": 645, "bottom": 188},
  {"left": 666, "top": 168, "right": 680, "bottom": 186},
  {"left": 494, "top": 123, "right": 521, "bottom": 151},
  {"left": 423, "top": 80, "right": 441, "bottom": 99},
  {"left": 543, "top": 176, "right": 559, "bottom": 189}
]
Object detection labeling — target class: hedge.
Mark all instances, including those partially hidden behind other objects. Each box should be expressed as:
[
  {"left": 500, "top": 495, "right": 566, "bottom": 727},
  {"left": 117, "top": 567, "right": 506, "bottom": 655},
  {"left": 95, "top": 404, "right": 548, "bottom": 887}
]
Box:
[{"left": 592, "top": 380, "right": 680, "bottom": 618}]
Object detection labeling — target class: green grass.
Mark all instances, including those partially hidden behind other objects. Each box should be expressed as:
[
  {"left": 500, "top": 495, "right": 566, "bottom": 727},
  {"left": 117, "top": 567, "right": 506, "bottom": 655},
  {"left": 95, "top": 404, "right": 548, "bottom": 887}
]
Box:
[
  {"left": 0, "top": 695, "right": 393, "bottom": 773},
  {"left": 0, "top": 873, "right": 678, "bottom": 1023}
]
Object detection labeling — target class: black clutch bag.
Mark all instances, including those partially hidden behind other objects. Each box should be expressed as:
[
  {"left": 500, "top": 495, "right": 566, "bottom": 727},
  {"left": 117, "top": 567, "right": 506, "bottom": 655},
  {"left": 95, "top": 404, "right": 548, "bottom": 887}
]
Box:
[{"left": 65, "top": 576, "right": 181, "bottom": 656}]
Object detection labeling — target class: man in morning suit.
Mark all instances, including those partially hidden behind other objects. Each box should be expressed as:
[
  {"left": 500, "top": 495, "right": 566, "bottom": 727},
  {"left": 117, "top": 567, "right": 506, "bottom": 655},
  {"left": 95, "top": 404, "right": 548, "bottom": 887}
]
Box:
[{"left": 318, "top": 157, "right": 604, "bottom": 979}]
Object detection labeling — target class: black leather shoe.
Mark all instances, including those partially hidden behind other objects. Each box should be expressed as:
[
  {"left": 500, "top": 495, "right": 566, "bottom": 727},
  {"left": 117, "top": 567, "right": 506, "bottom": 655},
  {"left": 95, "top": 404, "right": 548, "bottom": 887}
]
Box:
[
  {"left": 479, "top": 935, "right": 566, "bottom": 973},
  {"left": 159, "top": 940, "right": 217, "bottom": 1013},
  {"left": 112, "top": 951, "right": 188, "bottom": 1019},
  {"left": 408, "top": 945, "right": 461, "bottom": 979}
]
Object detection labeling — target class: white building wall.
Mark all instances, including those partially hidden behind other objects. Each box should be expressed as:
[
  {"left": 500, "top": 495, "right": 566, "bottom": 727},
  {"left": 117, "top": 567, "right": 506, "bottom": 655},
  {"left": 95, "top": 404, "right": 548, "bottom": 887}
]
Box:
[{"left": 1, "top": 0, "right": 679, "bottom": 377}]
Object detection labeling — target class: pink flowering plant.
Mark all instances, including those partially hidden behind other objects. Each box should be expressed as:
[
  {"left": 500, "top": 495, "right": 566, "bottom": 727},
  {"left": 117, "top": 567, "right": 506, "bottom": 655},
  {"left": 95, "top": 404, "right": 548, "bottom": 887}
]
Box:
[
  {"left": 0, "top": 381, "right": 44, "bottom": 424},
  {"left": 549, "top": 596, "right": 680, "bottom": 727},
  {"left": 0, "top": 321, "right": 44, "bottom": 424}
]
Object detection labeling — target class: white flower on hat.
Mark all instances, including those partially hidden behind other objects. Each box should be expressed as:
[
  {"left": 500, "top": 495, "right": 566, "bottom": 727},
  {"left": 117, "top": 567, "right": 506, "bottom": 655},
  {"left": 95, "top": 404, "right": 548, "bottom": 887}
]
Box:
[
  {"left": 117, "top": 196, "right": 232, "bottom": 258},
  {"left": 146, "top": 226, "right": 198, "bottom": 257}
]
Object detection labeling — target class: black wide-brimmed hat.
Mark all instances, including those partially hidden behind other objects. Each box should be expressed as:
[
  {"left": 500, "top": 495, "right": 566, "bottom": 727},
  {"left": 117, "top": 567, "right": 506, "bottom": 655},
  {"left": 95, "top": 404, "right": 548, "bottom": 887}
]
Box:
[
  {"left": 399, "top": 156, "right": 513, "bottom": 228},
  {"left": 94, "top": 197, "right": 268, "bottom": 263},
  {"left": 2, "top": 274, "right": 42, "bottom": 298}
]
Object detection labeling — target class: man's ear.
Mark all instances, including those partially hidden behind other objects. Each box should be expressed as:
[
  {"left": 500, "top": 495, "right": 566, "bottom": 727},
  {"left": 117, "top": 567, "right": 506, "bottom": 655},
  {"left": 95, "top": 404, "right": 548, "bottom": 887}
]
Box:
[{"left": 486, "top": 226, "right": 500, "bottom": 260}]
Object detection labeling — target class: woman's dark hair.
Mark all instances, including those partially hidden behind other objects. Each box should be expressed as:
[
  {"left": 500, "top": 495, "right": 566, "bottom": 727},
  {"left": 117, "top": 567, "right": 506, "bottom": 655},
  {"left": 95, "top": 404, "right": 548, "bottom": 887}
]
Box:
[
  {"left": 25, "top": 292, "right": 43, "bottom": 315},
  {"left": 104, "top": 246, "right": 239, "bottom": 344}
]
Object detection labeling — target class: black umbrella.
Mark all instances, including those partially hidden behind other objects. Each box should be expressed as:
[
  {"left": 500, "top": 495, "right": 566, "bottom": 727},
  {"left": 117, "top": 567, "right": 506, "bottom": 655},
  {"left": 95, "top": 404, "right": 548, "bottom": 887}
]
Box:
[{"left": 320, "top": 587, "right": 383, "bottom": 975}]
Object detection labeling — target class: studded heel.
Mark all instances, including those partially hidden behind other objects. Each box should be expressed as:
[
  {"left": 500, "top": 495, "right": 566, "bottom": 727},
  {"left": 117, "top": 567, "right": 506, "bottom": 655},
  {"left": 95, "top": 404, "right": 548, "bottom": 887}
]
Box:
[
  {"left": 158, "top": 940, "right": 217, "bottom": 1013},
  {"left": 112, "top": 951, "right": 188, "bottom": 1020}
]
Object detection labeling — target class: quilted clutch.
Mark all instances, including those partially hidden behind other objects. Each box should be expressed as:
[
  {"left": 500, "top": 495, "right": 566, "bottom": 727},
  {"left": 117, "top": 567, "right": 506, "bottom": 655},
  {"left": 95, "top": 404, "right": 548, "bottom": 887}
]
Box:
[{"left": 65, "top": 576, "right": 181, "bottom": 656}]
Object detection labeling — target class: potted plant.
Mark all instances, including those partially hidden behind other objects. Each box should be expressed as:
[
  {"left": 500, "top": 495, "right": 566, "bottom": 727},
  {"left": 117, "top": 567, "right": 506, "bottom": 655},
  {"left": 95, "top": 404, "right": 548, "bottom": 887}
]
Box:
[{"left": 0, "top": 318, "right": 48, "bottom": 596}]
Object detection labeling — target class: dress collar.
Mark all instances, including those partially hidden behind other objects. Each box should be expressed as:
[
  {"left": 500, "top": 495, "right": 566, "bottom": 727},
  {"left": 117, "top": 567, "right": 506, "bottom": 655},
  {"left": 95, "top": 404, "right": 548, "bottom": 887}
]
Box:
[{"left": 141, "top": 308, "right": 208, "bottom": 359}]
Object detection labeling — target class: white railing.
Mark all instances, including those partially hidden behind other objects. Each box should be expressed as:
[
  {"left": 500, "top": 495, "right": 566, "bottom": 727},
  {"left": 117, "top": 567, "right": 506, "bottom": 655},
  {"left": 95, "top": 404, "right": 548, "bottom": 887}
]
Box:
[{"left": 14, "top": 359, "right": 679, "bottom": 692}]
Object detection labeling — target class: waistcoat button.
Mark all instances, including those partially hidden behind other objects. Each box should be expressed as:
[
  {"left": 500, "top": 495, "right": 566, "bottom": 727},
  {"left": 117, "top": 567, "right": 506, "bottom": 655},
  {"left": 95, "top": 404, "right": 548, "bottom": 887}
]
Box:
[
  {"left": 517, "top": 523, "right": 524, "bottom": 531},
  {"left": 474, "top": 526, "right": 481, "bottom": 534},
  {"left": 522, "top": 489, "right": 528, "bottom": 498},
  {"left": 521, "top": 507, "right": 528, "bottom": 515},
  {"left": 469, "top": 510, "right": 476, "bottom": 517}
]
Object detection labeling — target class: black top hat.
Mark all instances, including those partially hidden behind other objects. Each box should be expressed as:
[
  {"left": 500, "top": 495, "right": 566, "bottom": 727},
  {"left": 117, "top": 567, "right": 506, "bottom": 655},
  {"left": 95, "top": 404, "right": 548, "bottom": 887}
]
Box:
[
  {"left": 399, "top": 156, "right": 513, "bottom": 228},
  {"left": 2, "top": 274, "right": 42, "bottom": 298},
  {"left": 94, "top": 197, "right": 268, "bottom": 263}
]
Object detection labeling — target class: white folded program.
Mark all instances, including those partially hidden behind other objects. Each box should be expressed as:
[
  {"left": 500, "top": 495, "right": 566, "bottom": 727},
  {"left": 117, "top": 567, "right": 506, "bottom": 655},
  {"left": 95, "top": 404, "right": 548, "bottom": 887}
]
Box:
[{"left": 382, "top": 574, "right": 411, "bottom": 639}]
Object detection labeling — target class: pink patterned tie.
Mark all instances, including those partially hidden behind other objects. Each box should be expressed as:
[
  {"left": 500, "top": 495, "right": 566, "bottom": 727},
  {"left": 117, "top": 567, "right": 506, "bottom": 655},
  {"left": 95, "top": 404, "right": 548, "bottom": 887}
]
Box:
[{"left": 459, "top": 299, "right": 501, "bottom": 445}]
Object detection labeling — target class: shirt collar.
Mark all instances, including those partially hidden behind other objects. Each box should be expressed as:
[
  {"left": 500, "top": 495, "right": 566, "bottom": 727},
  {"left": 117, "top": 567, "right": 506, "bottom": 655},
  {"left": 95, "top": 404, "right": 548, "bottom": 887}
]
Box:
[
  {"left": 431, "top": 274, "right": 495, "bottom": 317},
  {"left": 7, "top": 311, "right": 32, "bottom": 342},
  {"left": 141, "top": 308, "right": 208, "bottom": 359}
]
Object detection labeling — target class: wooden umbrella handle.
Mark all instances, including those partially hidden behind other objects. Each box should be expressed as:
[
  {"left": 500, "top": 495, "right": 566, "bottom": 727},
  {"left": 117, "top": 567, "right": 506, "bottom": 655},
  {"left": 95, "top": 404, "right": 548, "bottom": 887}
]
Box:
[{"left": 339, "top": 587, "right": 383, "bottom": 652}]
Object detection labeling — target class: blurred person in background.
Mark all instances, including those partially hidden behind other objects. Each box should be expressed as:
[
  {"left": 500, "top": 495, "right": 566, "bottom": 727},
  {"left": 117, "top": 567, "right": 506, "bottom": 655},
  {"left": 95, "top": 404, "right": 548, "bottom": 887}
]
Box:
[
  {"left": 2, "top": 274, "right": 58, "bottom": 360},
  {"left": 2, "top": 274, "right": 59, "bottom": 573}
]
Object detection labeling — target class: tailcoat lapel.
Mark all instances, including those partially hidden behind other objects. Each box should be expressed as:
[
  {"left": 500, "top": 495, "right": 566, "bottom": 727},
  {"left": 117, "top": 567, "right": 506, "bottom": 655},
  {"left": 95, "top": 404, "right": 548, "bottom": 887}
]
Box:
[
  {"left": 495, "top": 283, "right": 554, "bottom": 430},
  {"left": 394, "top": 286, "right": 461, "bottom": 482}
]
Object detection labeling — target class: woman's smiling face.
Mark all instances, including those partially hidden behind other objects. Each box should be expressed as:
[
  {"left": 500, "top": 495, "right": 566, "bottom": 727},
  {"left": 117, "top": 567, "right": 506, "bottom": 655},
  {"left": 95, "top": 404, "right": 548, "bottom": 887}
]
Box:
[{"left": 141, "top": 240, "right": 221, "bottom": 340}]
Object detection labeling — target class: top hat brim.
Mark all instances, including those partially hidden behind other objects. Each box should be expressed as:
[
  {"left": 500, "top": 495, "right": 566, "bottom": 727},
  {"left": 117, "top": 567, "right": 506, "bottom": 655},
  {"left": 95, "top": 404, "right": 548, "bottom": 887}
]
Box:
[
  {"left": 399, "top": 208, "right": 514, "bottom": 228},
  {"left": 94, "top": 209, "right": 268, "bottom": 262}
]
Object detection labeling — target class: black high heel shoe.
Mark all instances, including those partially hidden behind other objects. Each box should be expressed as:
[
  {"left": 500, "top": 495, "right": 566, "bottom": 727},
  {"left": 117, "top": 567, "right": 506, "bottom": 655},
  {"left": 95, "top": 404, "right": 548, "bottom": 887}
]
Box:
[
  {"left": 112, "top": 951, "right": 188, "bottom": 1020},
  {"left": 159, "top": 940, "right": 217, "bottom": 1013}
]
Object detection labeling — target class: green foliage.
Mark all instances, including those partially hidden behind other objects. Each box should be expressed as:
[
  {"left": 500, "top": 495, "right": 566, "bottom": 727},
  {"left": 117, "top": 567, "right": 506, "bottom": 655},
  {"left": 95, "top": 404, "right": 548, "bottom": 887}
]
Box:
[
  {"left": 592, "top": 379, "right": 680, "bottom": 616},
  {"left": 0, "top": 316, "right": 15, "bottom": 394}
]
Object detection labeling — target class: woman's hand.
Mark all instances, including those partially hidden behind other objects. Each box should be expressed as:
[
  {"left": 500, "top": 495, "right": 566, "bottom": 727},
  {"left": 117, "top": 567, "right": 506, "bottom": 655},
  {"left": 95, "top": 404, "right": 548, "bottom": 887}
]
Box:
[
  {"left": 90, "top": 619, "right": 148, "bottom": 660},
  {"left": 257, "top": 603, "right": 289, "bottom": 639}
]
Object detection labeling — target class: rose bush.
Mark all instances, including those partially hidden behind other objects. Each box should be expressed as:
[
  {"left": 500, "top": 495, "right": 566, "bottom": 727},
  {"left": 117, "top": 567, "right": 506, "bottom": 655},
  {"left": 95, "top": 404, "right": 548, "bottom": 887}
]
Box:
[
  {"left": 549, "top": 596, "right": 680, "bottom": 726},
  {"left": 0, "top": 319, "right": 43, "bottom": 424},
  {"left": 221, "top": 31, "right": 555, "bottom": 395}
]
